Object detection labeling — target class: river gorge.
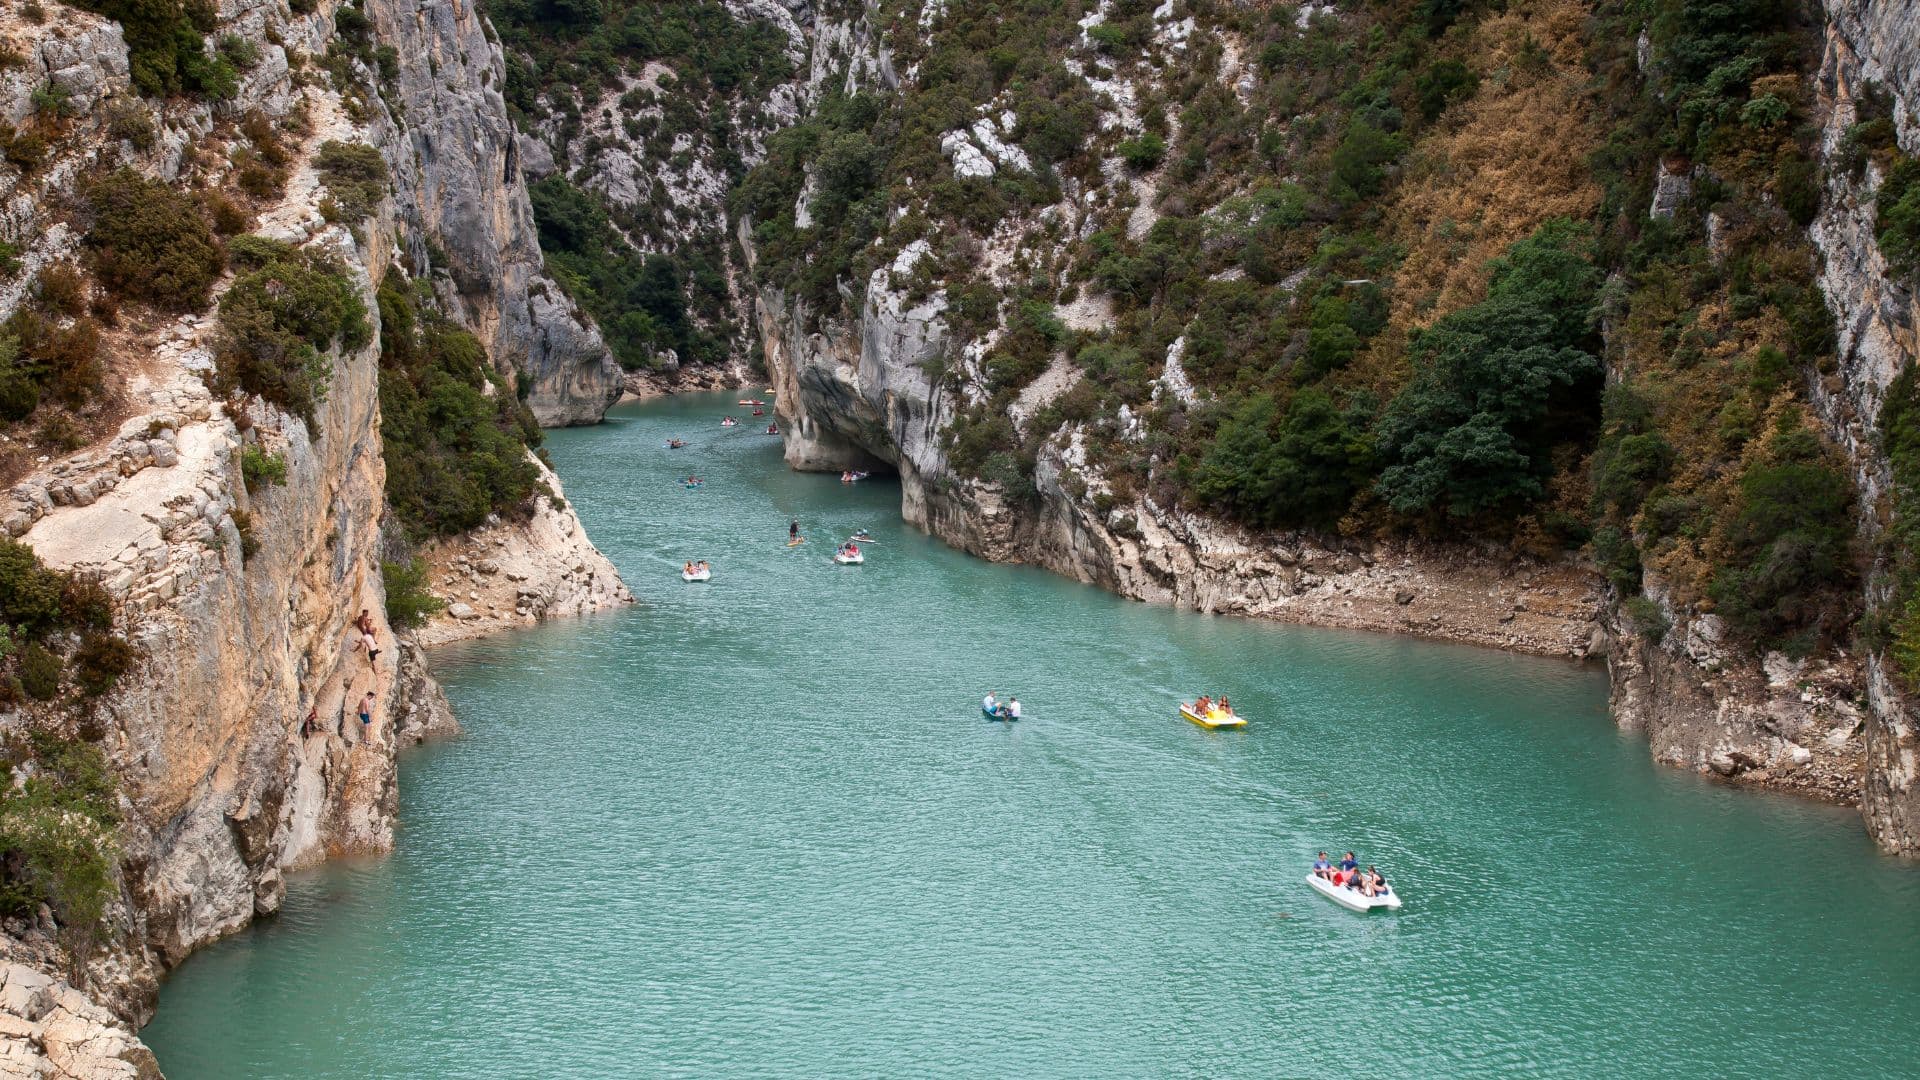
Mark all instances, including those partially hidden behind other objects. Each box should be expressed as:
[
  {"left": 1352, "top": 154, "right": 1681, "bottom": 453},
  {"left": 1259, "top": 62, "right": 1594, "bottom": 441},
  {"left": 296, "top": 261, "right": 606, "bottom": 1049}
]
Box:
[{"left": 140, "top": 393, "right": 1920, "bottom": 1077}]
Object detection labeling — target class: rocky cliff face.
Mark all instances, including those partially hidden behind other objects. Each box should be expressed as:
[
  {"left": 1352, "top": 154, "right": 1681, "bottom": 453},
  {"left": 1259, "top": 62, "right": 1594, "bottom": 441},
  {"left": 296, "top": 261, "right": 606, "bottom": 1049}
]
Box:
[
  {"left": 367, "top": 0, "right": 623, "bottom": 425},
  {"left": 746, "top": 0, "right": 1920, "bottom": 854},
  {"left": 1805, "top": 0, "right": 1920, "bottom": 851},
  {"left": 0, "top": 0, "right": 631, "bottom": 1071}
]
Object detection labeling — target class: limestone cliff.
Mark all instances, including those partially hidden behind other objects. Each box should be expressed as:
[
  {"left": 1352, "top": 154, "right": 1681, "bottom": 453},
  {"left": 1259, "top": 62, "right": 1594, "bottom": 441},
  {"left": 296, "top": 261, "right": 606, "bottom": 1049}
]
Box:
[
  {"left": 0, "top": 0, "right": 631, "bottom": 1071},
  {"left": 743, "top": 0, "right": 1920, "bottom": 853}
]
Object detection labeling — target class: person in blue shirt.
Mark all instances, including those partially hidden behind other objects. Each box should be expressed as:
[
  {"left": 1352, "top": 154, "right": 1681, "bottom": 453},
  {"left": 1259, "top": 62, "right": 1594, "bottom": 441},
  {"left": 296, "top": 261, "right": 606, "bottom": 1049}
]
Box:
[
  {"left": 1312, "top": 852, "right": 1333, "bottom": 879},
  {"left": 1339, "top": 852, "right": 1359, "bottom": 874}
]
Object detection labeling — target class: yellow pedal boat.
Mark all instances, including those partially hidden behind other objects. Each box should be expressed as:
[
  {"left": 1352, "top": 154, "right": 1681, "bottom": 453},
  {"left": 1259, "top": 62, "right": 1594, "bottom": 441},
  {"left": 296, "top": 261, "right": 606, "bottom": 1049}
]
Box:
[{"left": 1180, "top": 703, "right": 1247, "bottom": 729}]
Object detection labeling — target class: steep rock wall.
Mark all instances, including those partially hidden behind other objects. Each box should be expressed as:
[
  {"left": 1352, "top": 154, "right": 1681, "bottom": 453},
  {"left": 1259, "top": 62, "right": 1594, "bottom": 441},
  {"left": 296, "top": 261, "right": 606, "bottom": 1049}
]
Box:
[
  {"left": 747, "top": 0, "right": 1914, "bottom": 852},
  {"left": 1803, "top": 0, "right": 1920, "bottom": 851},
  {"left": 0, "top": 0, "right": 632, "bottom": 1070},
  {"left": 366, "top": 0, "right": 623, "bottom": 425}
]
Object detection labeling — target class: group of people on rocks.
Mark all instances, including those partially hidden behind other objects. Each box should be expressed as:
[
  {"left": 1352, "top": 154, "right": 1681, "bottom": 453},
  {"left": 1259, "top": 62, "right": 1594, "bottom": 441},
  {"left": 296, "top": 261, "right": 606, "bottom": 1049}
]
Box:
[
  {"left": 1312, "top": 851, "right": 1389, "bottom": 897},
  {"left": 298, "top": 608, "right": 384, "bottom": 744}
]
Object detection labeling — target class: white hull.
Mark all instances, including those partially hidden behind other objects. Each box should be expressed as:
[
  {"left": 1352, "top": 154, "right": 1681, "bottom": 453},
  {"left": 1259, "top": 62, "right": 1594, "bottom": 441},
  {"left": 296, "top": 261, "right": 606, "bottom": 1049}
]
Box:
[
  {"left": 834, "top": 553, "right": 864, "bottom": 564},
  {"left": 681, "top": 570, "right": 711, "bottom": 582},
  {"left": 1306, "top": 873, "right": 1401, "bottom": 911}
]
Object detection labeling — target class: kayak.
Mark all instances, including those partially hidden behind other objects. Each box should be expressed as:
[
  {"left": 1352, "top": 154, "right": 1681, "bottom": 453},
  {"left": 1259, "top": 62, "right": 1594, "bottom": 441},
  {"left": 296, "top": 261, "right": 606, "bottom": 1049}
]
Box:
[
  {"left": 834, "top": 550, "right": 864, "bottom": 564},
  {"left": 1306, "top": 873, "right": 1402, "bottom": 911},
  {"left": 1180, "top": 703, "right": 1246, "bottom": 729},
  {"left": 681, "top": 568, "right": 711, "bottom": 582},
  {"left": 981, "top": 705, "right": 1018, "bottom": 721},
  {"left": 849, "top": 533, "right": 876, "bottom": 543}
]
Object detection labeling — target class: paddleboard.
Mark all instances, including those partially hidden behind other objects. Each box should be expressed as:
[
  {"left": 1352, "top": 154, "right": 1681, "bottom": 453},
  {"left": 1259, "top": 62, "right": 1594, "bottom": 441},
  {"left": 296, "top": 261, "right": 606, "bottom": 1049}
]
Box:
[{"left": 787, "top": 537, "right": 805, "bottom": 547}]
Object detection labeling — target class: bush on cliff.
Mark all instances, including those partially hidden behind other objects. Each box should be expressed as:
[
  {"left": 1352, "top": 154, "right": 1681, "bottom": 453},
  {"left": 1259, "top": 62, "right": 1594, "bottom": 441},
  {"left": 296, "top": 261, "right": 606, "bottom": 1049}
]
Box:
[
  {"left": 213, "top": 241, "right": 369, "bottom": 427},
  {"left": 1706, "top": 419, "right": 1856, "bottom": 646},
  {"left": 84, "top": 168, "right": 225, "bottom": 312},
  {"left": 315, "top": 140, "right": 389, "bottom": 224},
  {"left": 377, "top": 280, "right": 544, "bottom": 539},
  {"left": 72, "top": 0, "right": 237, "bottom": 100},
  {"left": 1876, "top": 155, "right": 1920, "bottom": 280},
  {"left": 0, "top": 730, "right": 122, "bottom": 974},
  {"left": 382, "top": 558, "right": 444, "bottom": 628}
]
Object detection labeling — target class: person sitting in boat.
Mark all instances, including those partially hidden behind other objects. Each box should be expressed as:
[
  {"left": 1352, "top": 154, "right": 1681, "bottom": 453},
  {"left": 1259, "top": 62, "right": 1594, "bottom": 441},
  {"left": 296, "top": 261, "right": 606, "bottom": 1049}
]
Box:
[
  {"left": 1338, "top": 852, "right": 1359, "bottom": 875},
  {"left": 846, "top": 543, "right": 859, "bottom": 555},
  {"left": 841, "top": 470, "right": 852, "bottom": 483},
  {"left": 684, "top": 561, "right": 695, "bottom": 575},
  {"left": 1194, "top": 695, "right": 1212, "bottom": 715},
  {"left": 1312, "top": 852, "right": 1334, "bottom": 880},
  {"left": 1367, "top": 868, "right": 1387, "bottom": 894},
  {"left": 1007, "top": 697, "right": 1021, "bottom": 720},
  {"left": 983, "top": 692, "right": 999, "bottom": 716},
  {"left": 1217, "top": 696, "right": 1231, "bottom": 715},
  {"left": 767, "top": 423, "right": 779, "bottom": 434}
]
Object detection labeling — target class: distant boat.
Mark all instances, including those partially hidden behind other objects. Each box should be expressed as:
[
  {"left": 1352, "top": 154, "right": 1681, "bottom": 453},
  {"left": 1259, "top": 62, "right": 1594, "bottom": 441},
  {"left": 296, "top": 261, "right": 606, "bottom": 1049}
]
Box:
[
  {"left": 681, "top": 566, "right": 711, "bottom": 582},
  {"left": 738, "top": 399, "right": 765, "bottom": 406},
  {"left": 664, "top": 438, "right": 686, "bottom": 449},
  {"left": 1180, "top": 702, "right": 1246, "bottom": 729},
  {"left": 834, "top": 546, "right": 864, "bottom": 564}
]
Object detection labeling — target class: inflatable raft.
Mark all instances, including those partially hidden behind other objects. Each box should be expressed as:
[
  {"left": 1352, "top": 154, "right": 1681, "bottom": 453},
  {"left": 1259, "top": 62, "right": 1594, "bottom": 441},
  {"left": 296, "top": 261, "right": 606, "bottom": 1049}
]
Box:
[
  {"left": 834, "top": 549, "right": 865, "bottom": 564},
  {"left": 681, "top": 567, "right": 711, "bottom": 582}
]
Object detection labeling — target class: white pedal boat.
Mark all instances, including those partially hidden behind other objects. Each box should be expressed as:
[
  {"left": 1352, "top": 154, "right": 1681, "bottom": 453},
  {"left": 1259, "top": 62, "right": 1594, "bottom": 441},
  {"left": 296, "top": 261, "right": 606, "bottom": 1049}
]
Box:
[
  {"left": 1306, "top": 873, "right": 1402, "bottom": 911},
  {"left": 681, "top": 568, "right": 711, "bottom": 582},
  {"left": 833, "top": 551, "right": 864, "bottom": 565}
]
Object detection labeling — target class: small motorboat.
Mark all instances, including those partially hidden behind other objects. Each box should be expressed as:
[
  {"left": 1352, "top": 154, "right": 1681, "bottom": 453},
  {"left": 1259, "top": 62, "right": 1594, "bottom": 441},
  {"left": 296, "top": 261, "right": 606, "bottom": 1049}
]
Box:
[
  {"left": 1306, "top": 872, "right": 1402, "bottom": 912},
  {"left": 738, "top": 399, "right": 765, "bottom": 406},
  {"left": 1180, "top": 702, "right": 1246, "bottom": 729},
  {"left": 834, "top": 545, "right": 864, "bottom": 564},
  {"left": 752, "top": 408, "right": 766, "bottom": 416},
  {"left": 681, "top": 565, "right": 711, "bottom": 582},
  {"left": 849, "top": 531, "right": 875, "bottom": 543},
  {"left": 765, "top": 425, "right": 780, "bottom": 435}
]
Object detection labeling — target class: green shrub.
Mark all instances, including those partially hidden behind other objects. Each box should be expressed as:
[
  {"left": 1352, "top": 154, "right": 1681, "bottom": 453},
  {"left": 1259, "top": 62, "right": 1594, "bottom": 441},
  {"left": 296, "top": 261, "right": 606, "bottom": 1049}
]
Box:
[
  {"left": 1876, "top": 155, "right": 1920, "bottom": 279},
  {"left": 1623, "top": 595, "right": 1670, "bottom": 643},
  {"left": 16, "top": 644, "right": 60, "bottom": 701},
  {"left": 72, "top": 0, "right": 234, "bottom": 99},
  {"left": 84, "top": 168, "right": 225, "bottom": 311},
  {"left": 0, "top": 731, "right": 122, "bottom": 973},
  {"left": 240, "top": 445, "right": 288, "bottom": 491},
  {"left": 1194, "top": 388, "right": 1375, "bottom": 529},
  {"left": 1117, "top": 132, "right": 1166, "bottom": 171},
  {"left": 314, "top": 140, "right": 388, "bottom": 223},
  {"left": 214, "top": 242, "right": 369, "bottom": 426},
  {"left": 1707, "top": 421, "right": 1855, "bottom": 642},
  {"left": 0, "top": 538, "right": 73, "bottom": 638},
  {"left": 70, "top": 632, "right": 134, "bottom": 697},
  {"left": 377, "top": 280, "right": 544, "bottom": 538},
  {"left": 382, "top": 558, "right": 443, "bottom": 628}
]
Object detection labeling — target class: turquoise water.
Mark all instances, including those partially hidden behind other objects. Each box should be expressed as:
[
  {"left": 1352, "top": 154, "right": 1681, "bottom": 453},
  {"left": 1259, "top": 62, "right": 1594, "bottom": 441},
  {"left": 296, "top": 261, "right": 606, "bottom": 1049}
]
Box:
[{"left": 145, "top": 392, "right": 1920, "bottom": 1077}]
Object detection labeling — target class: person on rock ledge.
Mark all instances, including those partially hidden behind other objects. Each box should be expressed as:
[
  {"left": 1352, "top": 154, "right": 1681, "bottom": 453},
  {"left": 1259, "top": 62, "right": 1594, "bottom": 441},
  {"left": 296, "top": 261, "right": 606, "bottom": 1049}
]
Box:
[
  {"left": 355, "top": 609, "right": 381, "bottom": 665},
  {"left": 357, "top": 691, "right": 376, "bottom": 742}
]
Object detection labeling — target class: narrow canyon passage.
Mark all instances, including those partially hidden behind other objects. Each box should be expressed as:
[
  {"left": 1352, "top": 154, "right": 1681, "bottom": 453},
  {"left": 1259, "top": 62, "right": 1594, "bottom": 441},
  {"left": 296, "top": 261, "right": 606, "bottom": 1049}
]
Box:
[{"left": 145, "top": 393, "right": 1920, "bottom": 1077}]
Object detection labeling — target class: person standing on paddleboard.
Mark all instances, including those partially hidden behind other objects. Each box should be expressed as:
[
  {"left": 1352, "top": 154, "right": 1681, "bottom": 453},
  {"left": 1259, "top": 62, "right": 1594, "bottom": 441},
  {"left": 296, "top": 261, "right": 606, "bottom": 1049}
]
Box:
[{"left": 790, "top": 519, "right": 801, "bottom": 542}]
